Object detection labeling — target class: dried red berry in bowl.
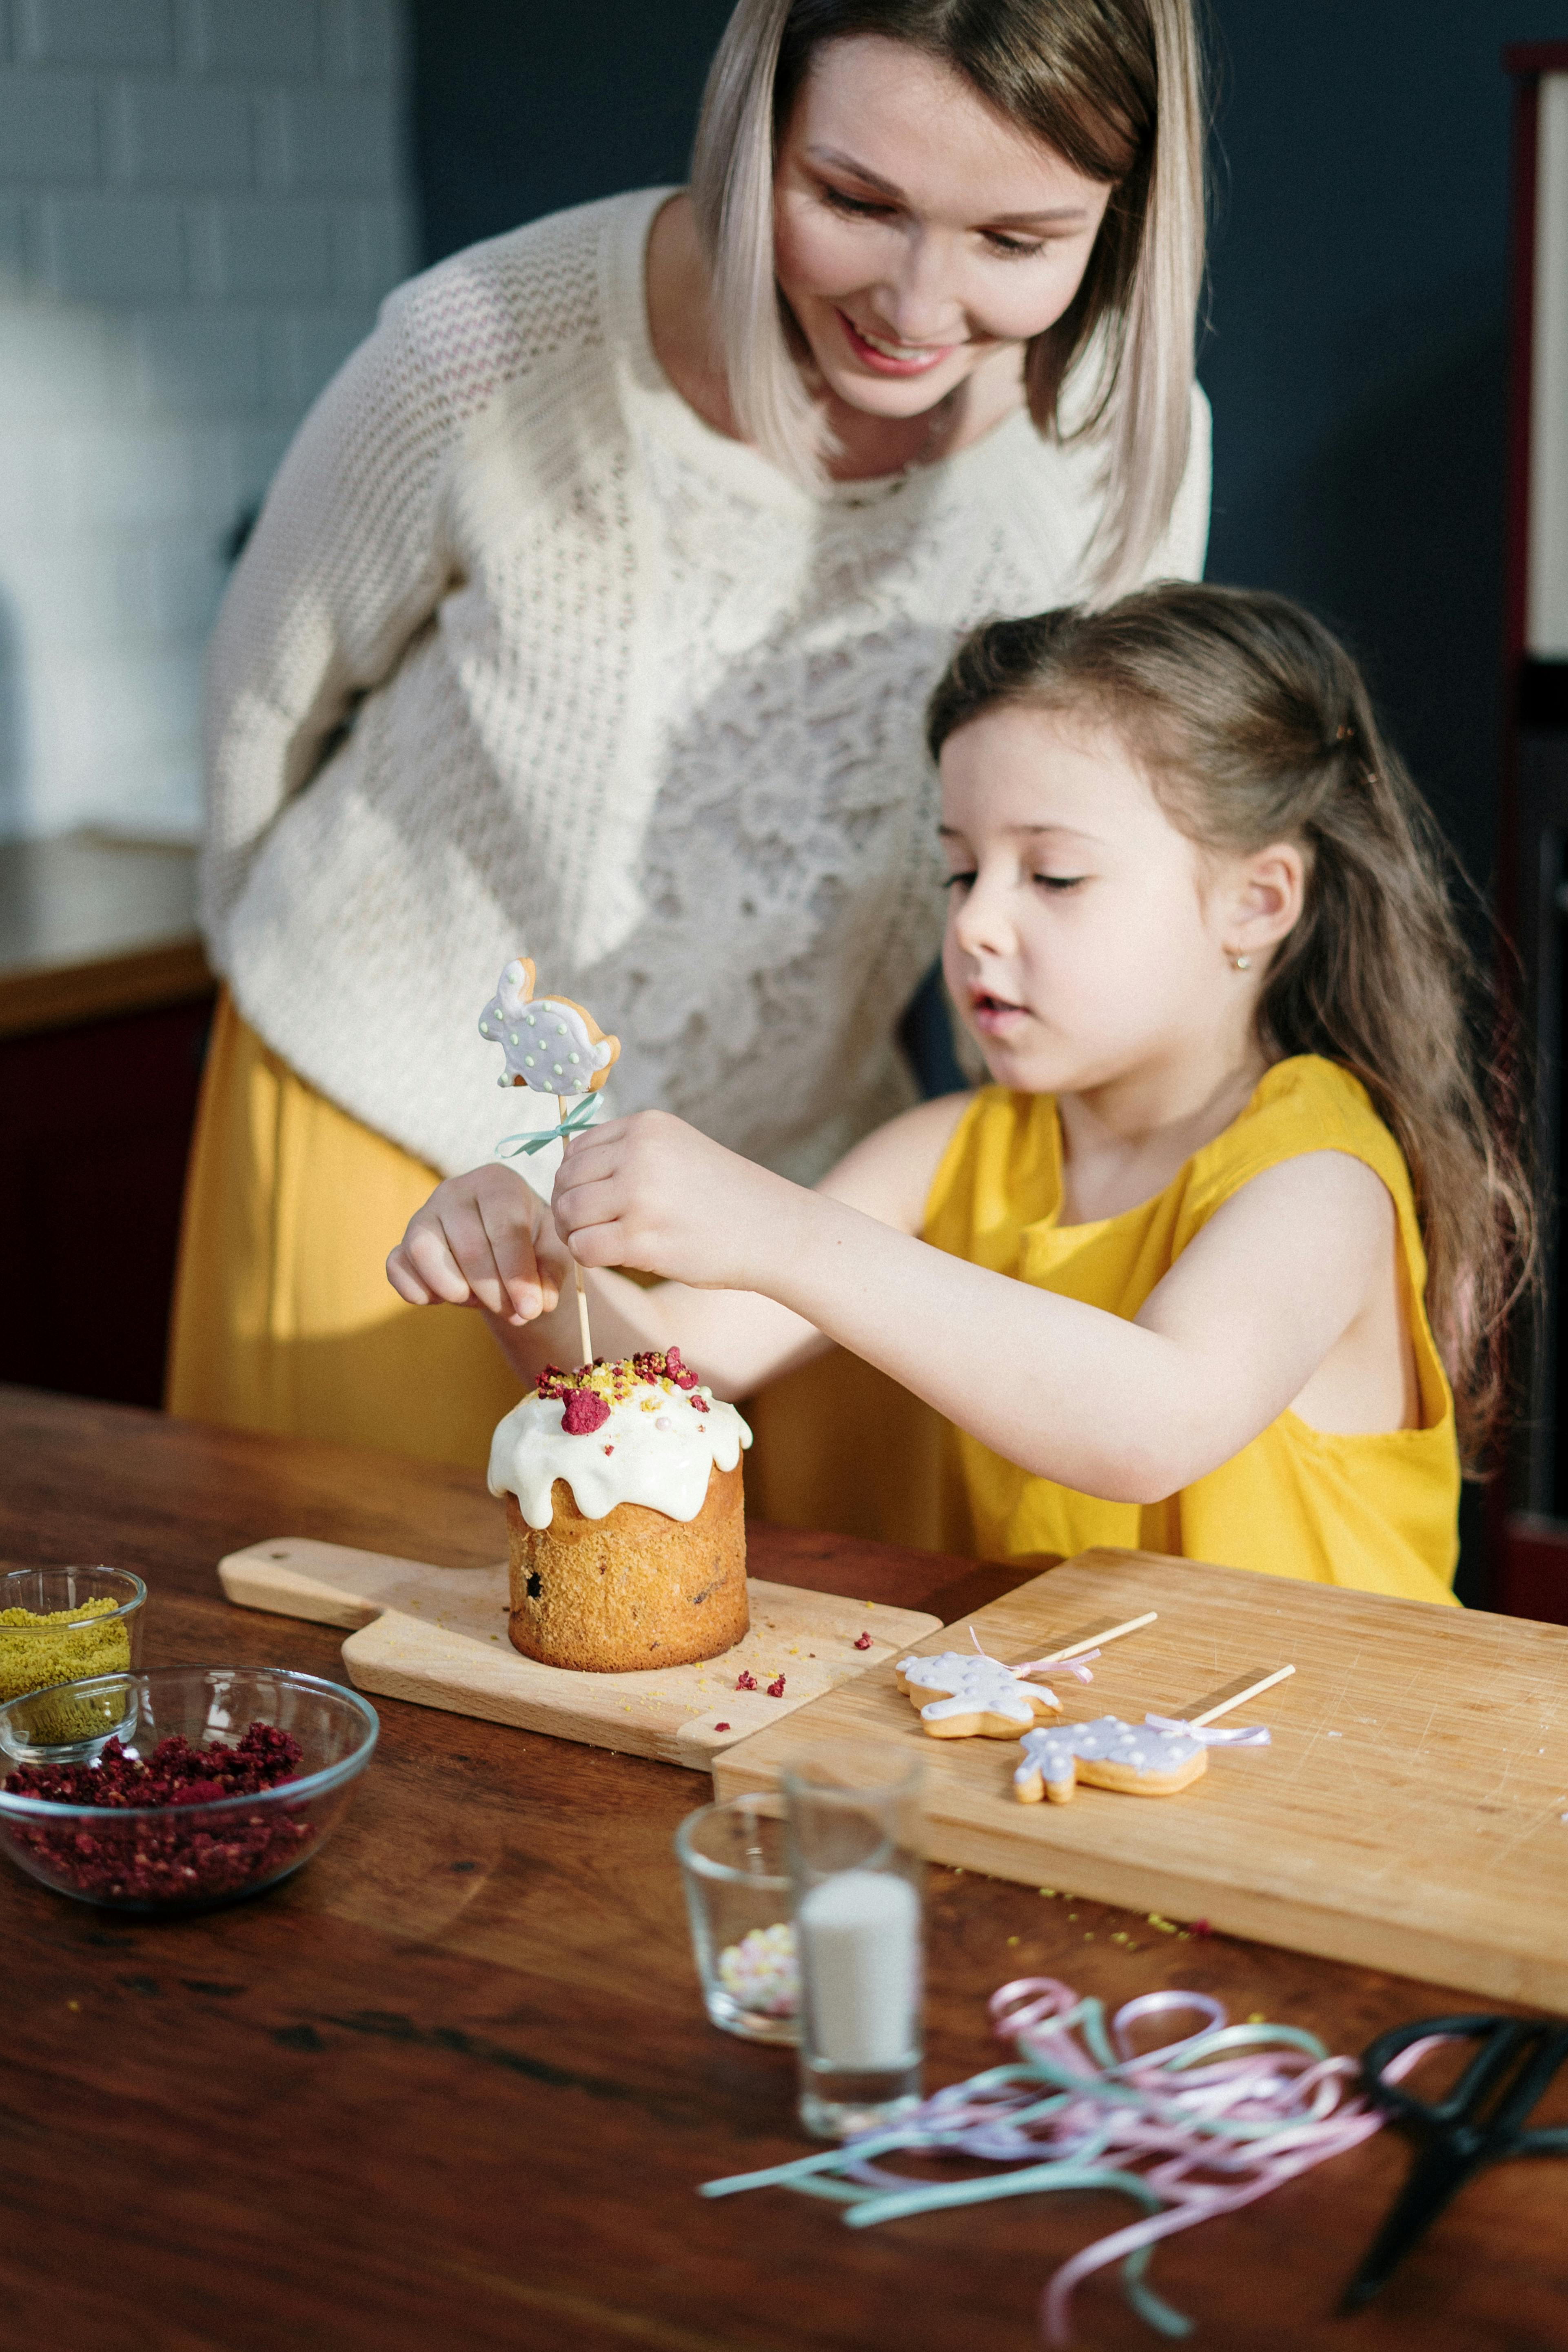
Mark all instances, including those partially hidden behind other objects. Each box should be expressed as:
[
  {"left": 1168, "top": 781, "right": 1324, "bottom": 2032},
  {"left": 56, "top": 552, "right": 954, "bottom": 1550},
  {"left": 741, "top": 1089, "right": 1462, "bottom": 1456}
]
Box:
[{"left": 0, "top": 1666, "right": 377, "bottom": 1914}]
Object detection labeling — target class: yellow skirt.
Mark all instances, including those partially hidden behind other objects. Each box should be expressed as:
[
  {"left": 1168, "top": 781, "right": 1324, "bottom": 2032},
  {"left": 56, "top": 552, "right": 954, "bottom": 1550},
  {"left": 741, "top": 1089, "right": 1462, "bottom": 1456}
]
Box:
[{"left": 167, "top": 993, "right": 958, "bottom": 1546}]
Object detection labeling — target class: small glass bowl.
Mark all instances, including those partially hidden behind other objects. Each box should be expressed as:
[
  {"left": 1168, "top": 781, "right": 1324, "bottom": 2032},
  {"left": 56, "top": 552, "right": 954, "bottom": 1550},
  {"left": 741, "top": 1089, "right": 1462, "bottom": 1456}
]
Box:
[
  {"left": 0, "top": 1567, "right": 147, "bottom": 1706},
  {"left": 0, "top": 1664, "right": 378, "bottom": 1913},
  {"left": 675, "top": 1795, "right": 798, "bottom": 2045}
]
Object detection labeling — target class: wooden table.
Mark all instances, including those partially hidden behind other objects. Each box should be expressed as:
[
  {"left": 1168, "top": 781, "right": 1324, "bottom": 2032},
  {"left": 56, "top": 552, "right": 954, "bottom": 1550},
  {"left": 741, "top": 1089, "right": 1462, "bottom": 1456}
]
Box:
[{"left": 4, "top": 1386, "right": 1565, "bottom": 2352}]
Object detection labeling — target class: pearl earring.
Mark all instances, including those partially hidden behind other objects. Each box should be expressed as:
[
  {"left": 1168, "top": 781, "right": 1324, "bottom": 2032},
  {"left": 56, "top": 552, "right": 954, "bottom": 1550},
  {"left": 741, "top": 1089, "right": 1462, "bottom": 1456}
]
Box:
[{"left": 1230, "top": 952, "right": 1251, "bottom": 972}]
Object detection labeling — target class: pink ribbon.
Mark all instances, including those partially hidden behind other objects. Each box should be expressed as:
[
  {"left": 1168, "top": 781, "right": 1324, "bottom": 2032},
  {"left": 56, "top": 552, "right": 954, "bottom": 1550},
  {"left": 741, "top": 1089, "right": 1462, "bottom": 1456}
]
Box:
[
  {"left": 1143, "top": 1712, "right": 1271, "bottom": 1746},
  {"left": 700, "top": 1973, "right": 1457, "bottom": 2345},
  {"left": 967, "top": 1625, "right": 1098, "bottom": 1684},
  {"left": 1019, "top": 1652, "right": 1098, "bottom": 1684}
]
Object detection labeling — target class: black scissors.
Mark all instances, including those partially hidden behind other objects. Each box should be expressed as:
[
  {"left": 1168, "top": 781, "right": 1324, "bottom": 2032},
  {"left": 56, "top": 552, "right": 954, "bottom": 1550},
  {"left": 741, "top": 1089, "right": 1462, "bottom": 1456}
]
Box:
[{"left": 1341, "top": 2013, "right": 1568, "bottom": 2312}]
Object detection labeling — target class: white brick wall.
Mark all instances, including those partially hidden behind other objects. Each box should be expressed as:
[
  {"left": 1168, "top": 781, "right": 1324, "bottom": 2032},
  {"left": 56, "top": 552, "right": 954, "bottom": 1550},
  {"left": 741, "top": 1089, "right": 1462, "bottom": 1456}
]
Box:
[{"left": 0, "top": 0, "right": 415, "bottom": 839}]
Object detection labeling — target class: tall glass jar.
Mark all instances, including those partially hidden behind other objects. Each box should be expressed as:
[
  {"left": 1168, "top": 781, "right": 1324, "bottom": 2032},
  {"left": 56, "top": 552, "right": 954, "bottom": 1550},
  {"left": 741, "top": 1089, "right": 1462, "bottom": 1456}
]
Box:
[{"left": 782, "top": 1745, "right": 924, "bottom": 2139}]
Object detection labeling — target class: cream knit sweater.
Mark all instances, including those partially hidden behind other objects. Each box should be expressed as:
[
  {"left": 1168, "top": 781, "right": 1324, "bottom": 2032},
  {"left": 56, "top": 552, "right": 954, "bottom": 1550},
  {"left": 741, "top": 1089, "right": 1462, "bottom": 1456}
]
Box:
[{"left": 202, "top": 189, "right": 1211, "bottom": 1183}]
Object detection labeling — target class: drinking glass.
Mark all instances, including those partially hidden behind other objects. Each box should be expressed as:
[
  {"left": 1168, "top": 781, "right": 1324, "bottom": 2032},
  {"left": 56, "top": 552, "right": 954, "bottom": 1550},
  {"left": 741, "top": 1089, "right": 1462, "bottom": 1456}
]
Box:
[
  {"left": 783, "top": 1744, "right": 924, "bottom": 2139},
  {"left": 674, "top": 1795, "right": 798, "bottom": 2044}
]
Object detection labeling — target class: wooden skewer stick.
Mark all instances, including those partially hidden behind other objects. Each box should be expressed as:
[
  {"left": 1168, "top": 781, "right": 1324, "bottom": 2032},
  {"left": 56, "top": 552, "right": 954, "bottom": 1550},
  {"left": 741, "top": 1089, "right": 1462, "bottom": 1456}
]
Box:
[
  {"left": 559, "top": 1098, "right": 594, "bottom": 1369},
  {"left": 1031, "top": 1610, "right": 1159, "bottom": 1667},
  {"left": 1182, "top": 1662, "right": 1296, "bottom": 1728}
]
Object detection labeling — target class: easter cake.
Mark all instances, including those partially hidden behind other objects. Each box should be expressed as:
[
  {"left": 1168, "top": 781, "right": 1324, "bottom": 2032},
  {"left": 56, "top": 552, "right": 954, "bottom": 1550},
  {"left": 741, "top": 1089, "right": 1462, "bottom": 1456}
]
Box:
[{"left": 487, "top": 1349, "right": 752, "bottom": 1672}]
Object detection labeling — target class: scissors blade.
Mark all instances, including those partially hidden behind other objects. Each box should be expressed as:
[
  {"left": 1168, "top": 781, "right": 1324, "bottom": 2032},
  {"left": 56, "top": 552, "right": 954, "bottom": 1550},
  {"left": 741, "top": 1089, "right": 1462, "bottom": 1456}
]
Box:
[{"left": 1340, "top": 2140, "right": 1483, "bottom": 2312}]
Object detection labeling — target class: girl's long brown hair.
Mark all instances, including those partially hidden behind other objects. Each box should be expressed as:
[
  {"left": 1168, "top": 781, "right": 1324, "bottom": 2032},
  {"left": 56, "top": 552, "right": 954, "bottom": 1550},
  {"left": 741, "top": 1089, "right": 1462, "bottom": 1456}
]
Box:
[{"left": 926, "top": 582, "right": 1537, "bottom": 1464}]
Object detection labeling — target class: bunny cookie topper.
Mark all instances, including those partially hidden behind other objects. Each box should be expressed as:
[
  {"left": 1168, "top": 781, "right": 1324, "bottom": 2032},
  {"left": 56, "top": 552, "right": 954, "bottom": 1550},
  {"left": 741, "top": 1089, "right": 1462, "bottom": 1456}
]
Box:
[
  {"left": 479, "top": 957, "right": 621, "bottom": 1096},
  {"left": 479, "top": 954, "right": 620, "bottom": 1369}
]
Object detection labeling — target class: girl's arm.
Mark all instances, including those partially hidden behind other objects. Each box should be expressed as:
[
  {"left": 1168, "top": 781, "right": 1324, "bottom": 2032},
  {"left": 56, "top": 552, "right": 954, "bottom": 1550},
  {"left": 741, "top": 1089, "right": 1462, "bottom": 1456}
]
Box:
[
  {"left": 202, "top": 295, "right": 455, "bottom": 942},
  {"left": 385, "top": 1093, "right": 974, "bottom": 1400},
  {"left": 552, "top": 1112, "right": 1405, "bottom": 1503}
]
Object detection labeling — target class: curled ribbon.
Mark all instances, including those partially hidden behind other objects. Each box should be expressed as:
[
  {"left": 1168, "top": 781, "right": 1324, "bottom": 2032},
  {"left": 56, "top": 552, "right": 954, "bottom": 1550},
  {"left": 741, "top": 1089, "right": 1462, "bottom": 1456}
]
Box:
[
  {"left": 496, "top": 1095, "right": 601, "bottom": 1157},
  {"left": 1144, "top": 1713, "right": 1271, "bottom": 1747},
  {"left": 700, "top": 1975, "right": 1456, "bottom": 2345}
]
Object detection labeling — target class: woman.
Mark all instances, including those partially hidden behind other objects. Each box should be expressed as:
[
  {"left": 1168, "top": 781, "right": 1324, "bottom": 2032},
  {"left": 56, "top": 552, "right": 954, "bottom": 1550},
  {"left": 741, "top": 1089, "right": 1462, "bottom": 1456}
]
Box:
[{"left": 170, "top": 0, "right": 1212, "bottom": 1495}]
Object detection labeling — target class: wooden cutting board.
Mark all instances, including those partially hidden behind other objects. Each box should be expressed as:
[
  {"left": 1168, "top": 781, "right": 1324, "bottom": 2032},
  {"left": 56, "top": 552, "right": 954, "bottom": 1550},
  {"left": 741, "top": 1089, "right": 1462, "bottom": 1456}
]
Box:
[
  {"left": 712, "top": 1546, "right": 1568, "bottom": 2009},
  {"left": 217, "top": 1536, "right": 941, "bottom": 1772}
]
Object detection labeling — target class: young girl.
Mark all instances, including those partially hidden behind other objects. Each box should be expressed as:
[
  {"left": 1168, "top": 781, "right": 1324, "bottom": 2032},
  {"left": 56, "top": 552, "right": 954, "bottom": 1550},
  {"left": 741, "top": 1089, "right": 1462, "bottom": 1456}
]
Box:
[{"left": 387, "top": 584, "right": 1533, "bottom": 1605}]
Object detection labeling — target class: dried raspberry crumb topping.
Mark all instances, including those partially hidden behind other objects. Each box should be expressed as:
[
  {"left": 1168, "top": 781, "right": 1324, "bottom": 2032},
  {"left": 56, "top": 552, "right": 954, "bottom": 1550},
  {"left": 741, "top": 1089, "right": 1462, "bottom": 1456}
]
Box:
[
  {"left": 560, "top": 1390, "right": 610, "bottom": 1436},
  {"left": 734, "top": 1671, "right": 758, "bottom": 1691},
  {"left": 853, "top": 1632, "right": 872, "bottom": 1651},
  {"left": 538, "top": 1346, "right": 708, "bottom": 1420},
  {"left": 713, "top": 1722, "right": 730, "bottom": 1733},
  {"left": 767, "top": 1675, "right": 786, "bottom": 1698},
  {"left": 688, "top": 1393, "right": 710, "bottom": 1415}
]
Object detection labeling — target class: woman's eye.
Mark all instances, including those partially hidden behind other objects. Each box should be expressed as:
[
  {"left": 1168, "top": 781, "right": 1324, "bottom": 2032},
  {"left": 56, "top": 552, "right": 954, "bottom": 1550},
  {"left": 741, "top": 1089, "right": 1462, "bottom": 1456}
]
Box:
[
  {"left": 1034, "top": 873, "right": 1086, "bottom": 892},
  {"left": 982, "top": 231, "right": 1047, "bottom": 260},
  {"left": 821, "top": 184, "right": 894, "bottom": 221},
  {"left": 943, "top": 871, "right": 977, "bottom": 892}
]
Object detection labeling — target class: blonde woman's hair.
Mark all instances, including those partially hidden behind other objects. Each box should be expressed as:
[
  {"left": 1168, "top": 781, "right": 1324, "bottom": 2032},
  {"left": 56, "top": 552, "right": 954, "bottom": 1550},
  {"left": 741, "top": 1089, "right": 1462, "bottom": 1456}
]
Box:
[
  {"left": 926, "top": 583, "right": 1538, "bottom": 1465},
  {"left": 690, "top": 0, "right": 1205, "bottom": 599}
]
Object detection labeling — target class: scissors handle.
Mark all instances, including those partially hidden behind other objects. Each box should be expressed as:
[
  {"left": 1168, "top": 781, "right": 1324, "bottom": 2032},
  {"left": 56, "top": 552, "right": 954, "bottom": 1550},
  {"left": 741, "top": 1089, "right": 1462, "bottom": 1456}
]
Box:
[
  {"left": 1344, "top": 2015, "right": 1568, "bottom": 2311},
  {"left": 1496, "top": 2026, "right": 1568, "bottom": 2155},
  {"left": 1362, "top": 2015, "right": 1568, "bottom": 2154}
]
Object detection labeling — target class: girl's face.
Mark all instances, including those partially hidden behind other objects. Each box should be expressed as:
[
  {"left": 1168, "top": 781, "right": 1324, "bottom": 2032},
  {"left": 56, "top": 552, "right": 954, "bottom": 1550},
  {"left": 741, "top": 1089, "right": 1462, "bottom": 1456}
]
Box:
[
  {"left": 773, "top": 36, "right": 1114, "bottom": 422},
  {"left": 940, "top": 704, "right": 1281, "bottom": 1101}
]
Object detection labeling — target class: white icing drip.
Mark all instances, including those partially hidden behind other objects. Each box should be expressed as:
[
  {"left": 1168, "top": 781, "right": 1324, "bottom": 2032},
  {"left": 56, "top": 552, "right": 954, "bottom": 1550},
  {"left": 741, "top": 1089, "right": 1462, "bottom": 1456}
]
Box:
[
  {"left": 487, "top": 1380, "right": 751, "bottom": 1527},
  {"left": 480, "top": 958, "right": 615, "bottom": 1095},
  {"left": 1014, "top": 1715, "right": 1203, "bottom": 1792},
  {"left": 899, "top": 1652, "right": 1061, "bottom": 1727}
]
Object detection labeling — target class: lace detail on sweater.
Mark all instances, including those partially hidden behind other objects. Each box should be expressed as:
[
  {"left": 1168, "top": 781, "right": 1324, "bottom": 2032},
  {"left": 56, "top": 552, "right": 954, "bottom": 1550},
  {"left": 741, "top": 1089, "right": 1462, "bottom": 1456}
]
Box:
[{"left": 202, "top": 189, "right": 1210, "bottom": 1182}]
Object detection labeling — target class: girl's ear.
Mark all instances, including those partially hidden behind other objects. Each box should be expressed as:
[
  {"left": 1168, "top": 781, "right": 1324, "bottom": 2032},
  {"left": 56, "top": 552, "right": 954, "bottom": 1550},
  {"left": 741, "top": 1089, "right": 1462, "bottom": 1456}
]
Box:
[{"left": 1219, "top": 841, "right": 1306, "bottom": 963}]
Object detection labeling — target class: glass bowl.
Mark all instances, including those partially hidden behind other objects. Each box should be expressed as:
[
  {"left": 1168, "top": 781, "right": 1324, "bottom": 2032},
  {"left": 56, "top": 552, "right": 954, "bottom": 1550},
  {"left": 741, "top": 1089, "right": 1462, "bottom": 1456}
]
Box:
[
  {"left": 0, "top": 1664, "right": 379, "bottom": 1913},
  {"left": 0, "top": 1567, "right": 147, "bottom": 1705}
]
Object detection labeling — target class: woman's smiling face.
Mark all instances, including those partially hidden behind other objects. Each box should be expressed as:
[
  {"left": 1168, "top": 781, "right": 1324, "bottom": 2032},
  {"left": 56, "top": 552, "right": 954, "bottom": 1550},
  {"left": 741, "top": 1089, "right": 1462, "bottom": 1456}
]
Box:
[
  {"left": 939, "top": 702, "right": 1243, "bottom": 1099},
  {"left": 772, "top": 35, "right": 1114, "bottom": 422}
]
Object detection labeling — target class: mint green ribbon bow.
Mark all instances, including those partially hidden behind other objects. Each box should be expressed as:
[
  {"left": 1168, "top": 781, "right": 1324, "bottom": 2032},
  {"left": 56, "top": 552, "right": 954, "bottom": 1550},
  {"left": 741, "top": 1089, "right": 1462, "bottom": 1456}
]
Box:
[{"left": 496, "top": 1094, "right": 601, "bottom": 1157}]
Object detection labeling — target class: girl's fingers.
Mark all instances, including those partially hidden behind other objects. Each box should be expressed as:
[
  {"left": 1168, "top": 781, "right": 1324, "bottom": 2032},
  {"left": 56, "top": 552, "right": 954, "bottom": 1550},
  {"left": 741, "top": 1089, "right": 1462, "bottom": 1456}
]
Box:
[
  {"left": 397, "top": 1218, "right": 477, "bottom": 1305},
  {"left": 441, "top": 1200, "right": 515, "bottom": 1315},
  {"left": 385, "top": 1243, "right": 435, "bottom": 1306},
  {"left": 566, "top": 1216, "right": 643, "bottom": 1271},
  {"left": 399, "top": 1203, "right": 503, "bottom": 1313},
  {"left": 561, "top": 1115, "right": 632, "bottom": 1161},
  {"left": 553, "top": 1167, "right": 628, "bottom": 1243},
  {"left": 476, "top": 1190, "right": 550, "bottom": 1324},
  {"left": 554, "top": 1140, "right": 621, "bottom": 1199}
]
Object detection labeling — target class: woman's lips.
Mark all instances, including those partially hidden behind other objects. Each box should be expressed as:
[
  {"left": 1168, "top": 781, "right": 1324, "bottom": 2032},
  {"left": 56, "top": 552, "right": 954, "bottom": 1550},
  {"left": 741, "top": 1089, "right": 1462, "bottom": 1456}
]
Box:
[{"left": 836, "top": 309, "right": 957, "bottom": 376}]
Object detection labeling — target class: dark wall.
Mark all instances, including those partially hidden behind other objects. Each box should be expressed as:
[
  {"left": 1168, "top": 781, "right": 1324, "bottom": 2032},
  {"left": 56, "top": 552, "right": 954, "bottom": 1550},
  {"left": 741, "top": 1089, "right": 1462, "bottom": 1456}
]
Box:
[
  {"left": 410, "top": 0, "right": 1568, "bottom": 892},
  {"left": 411, "top": 0, "right": 732, "bottom": 264},
  {"left": 1202, "top": 0, "right": 1568, "bottom": 899}
]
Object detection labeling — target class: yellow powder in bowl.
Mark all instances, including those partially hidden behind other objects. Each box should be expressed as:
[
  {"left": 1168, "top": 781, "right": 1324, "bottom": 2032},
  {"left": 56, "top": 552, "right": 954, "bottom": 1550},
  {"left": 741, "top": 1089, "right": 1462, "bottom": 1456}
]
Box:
[{"left": 0, "top": 1596, "right": 133, "bottom": 1704}]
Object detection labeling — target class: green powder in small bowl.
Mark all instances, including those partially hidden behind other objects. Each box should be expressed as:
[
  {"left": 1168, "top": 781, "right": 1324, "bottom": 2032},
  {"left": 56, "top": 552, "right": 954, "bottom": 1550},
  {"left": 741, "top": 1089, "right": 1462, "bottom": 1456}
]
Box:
[{"left": 0, "top": 1570, "right": 147, "bottom": 1710}]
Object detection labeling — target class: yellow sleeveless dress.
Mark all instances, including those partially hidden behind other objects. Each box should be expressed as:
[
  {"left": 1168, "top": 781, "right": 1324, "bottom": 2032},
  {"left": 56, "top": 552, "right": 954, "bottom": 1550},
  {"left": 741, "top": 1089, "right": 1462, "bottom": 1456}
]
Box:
[{"left": 921, "top": 1055, "right": 1462, "bottom": 1604}]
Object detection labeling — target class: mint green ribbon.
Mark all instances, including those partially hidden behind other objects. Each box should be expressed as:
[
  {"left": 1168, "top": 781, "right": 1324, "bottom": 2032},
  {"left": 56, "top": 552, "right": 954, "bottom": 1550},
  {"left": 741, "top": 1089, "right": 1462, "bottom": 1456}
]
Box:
[{"left": 496, "top": 1094, "right": 601, "bottom": 1157}]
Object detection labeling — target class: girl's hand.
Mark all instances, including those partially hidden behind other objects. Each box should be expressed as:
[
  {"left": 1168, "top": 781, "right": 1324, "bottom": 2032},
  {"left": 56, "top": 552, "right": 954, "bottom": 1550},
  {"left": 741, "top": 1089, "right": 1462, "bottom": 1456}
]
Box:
[
  {"left": 386, "top": 1163, "right": 572, "bottom": 1324},
  {"left": 552, "top": 1111, "right": 793, "bottom": 1291}
]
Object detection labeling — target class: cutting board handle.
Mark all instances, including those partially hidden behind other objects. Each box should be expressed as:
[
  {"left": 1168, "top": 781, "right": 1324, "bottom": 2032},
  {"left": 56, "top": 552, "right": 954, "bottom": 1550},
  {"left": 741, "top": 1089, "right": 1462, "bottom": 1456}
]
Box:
[{"left": 217, "top": 1536, "right": 497, "bottom": 1631}]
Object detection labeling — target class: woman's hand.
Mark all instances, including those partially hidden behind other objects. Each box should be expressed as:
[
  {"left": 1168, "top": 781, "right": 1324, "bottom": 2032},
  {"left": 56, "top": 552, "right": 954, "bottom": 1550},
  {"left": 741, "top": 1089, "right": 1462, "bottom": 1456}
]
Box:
[
  {"left": 552, "top": 1111, "right": 796, "bottom": 1291},
  {"left": 386, "top": 1163, "right": 572, "bottom": 1325}
]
